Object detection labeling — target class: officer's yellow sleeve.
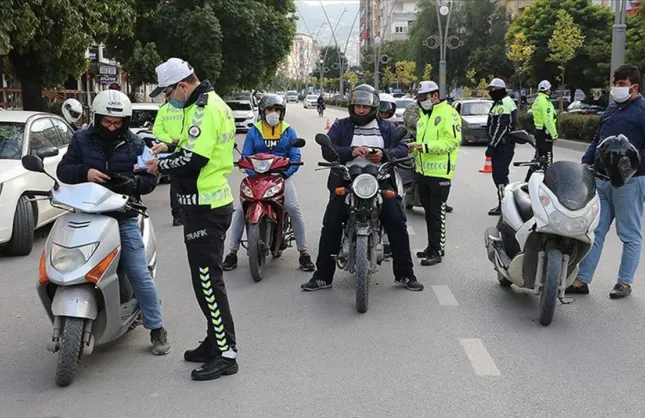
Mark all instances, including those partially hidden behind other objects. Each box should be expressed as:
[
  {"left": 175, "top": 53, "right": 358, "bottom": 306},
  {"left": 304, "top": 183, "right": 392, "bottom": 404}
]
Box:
[
  {"left": 152, "top": 105, "right": 174, "bottom": 144},
  {"left": 545, "top": 104, "right": 558, "bottom": 139}
]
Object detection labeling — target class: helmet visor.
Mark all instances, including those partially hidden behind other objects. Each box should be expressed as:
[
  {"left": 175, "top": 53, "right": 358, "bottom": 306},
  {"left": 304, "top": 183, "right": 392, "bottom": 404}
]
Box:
[
  {"left": 350, "top": 90, "right": 378, "bottom": 107},
  {"left": 69, "top": 109, "right": 82, "bottom": 119}
]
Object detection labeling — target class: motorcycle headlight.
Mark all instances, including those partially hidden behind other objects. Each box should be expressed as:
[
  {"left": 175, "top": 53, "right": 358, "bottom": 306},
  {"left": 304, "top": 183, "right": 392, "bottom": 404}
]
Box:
[
  {"left": 352, "top": 174, "right": 379, "bottom": 199},
  {"left": 251, "top": 158, "right": 274, "bottom": 174},
  {"left": 263, "top": 184, "right": 282, "bottom": 199},
  {"left": 241, "top": 183, "right": 253, "bottom": 198},
  {"left": 547, "top": 211, "right": 592, "bottom": 236},
  {"left": 51, "top": 242, "right": 99, "bottom": 274}
]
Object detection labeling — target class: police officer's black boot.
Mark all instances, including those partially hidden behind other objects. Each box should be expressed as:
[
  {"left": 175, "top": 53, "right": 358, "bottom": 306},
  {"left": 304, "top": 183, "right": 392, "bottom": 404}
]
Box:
[
  {"left": 191, "top": 356, "right": 239, "bottom": 381},
  {"left": 222, "top": 252, "right": 238, "bottom": 271},
  {"left": 421, "top": 249, "right": 441, "bottom": 266},
  {"left": 184, "top": 338, "right": 218, "bottom": 363},
  {"left": 488, "top": 184, "right": 505, "bottom": 216},
  {"left": 445, "top": 205, "right": 454, "bottom": 213}
]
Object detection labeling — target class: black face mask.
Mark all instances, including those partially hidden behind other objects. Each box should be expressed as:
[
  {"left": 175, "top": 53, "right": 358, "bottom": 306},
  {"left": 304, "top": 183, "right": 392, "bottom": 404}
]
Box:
[
  {"left": 489, "top": 89, "right": 507, "bottom": 102},
  {"left": 96, "top": 124, "right": 123, "bottom": 139}
]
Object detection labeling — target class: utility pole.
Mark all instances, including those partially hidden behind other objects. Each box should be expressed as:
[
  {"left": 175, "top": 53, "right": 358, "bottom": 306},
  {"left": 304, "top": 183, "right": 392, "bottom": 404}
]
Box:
[{"left": 609, "top": 0, "right": 628, "bottom": 101}]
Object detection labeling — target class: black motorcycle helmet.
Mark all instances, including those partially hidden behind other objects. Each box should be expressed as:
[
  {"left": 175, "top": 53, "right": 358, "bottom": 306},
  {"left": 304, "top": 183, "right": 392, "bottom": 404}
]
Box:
[
  {"left": 595, "top": 134, "right": 641, "bottom": 188},
  {"left": 258, "top": 94, "right": 286, "bottom": 122},
  {"left": 348, "top": 84, "right": 380, "bottom": 126}
]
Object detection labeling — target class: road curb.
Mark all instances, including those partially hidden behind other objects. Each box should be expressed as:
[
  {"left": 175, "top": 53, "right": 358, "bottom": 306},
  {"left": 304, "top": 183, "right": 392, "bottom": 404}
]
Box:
[{"left": 555, "top": 139, "right": 589, "bottom": 152}]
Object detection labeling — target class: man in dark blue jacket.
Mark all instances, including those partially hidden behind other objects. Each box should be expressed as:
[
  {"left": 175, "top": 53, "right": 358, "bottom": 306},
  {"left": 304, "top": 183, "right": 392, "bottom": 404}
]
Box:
[
  {"left": 567, "top": 64, "right": 645, "bottom": 299},
  {"left": 57, "top": 90, "right": 170, "bottom": 354},
  {"left": 301, "top": 84, "right": 422, "bottom": 291}
]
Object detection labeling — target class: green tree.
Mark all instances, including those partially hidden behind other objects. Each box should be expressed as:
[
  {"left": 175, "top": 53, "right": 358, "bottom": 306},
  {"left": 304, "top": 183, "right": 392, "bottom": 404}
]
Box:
[
  {"left": 123, "top": 41, "right": 162, "bottom": 93},
  {"left": 393, "top": 61, "right": 417, "bottom": 89},
  {"left": 507, "top": 32, "right": 535, "bottom": 107},
  {"left": 344, "top": 70, "right": 359, "bottom": 89},
  {"left": 4, "top": 0, "right": 136, "bottom": 110},
  {"left": 548, "top": 9, "right": 585, "bottom": 111},
  {"left": 507, "top": 0, "right": 612, "bottom": 98},
  {"left": 360, "top": 40, "right": 411, "bottom": 87},
  {"left": 315, "top": 45, "right": 348, "bottom": 80},
  {"left": 422, "top": 63, "right": 433, "bottom": 81}
]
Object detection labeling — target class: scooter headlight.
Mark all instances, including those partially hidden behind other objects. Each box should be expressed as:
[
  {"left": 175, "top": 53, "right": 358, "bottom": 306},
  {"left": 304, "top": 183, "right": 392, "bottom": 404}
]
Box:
[
  {"left": 263, "top": 184, "right": 282, "bottom": 199},
  {"left": 251, "top": 158, "right": 274, "bottom": 174},
  {"left": 51, "top": 242, "right": 99, "bottom": 274},
  {"left": 352, "top": 174, "right": 379, "bottom": 199},
  {"left": 547, "top": 211, "right": 592, "bottom": 236},
  {"left": 240, "top": 183, "right": 253, "bottom": 198}
]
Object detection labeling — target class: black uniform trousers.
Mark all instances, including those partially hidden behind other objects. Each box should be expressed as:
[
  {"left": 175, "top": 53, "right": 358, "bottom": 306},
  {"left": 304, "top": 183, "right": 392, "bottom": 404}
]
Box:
[
  {"left": 415, "top": 174, "right": 451, "bottom": 256},
  {"left": 491, "top": 142, "right": 515, "bottom": 200},
  {"left": 534, "top": 129, "right": 554, "bottom": 166},
  {"left": 183, "top": 203, "right": 237, "bottom": 357},
  {"left": 170, "top": 176, "right": 182, "bottom": 219},
  {"left": 314, "top": 190, "right": 415, "bottom": 282}
]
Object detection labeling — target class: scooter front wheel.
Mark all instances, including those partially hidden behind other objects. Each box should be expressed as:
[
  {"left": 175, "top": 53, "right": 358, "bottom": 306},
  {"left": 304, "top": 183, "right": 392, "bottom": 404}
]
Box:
[
  {"left": 538, "top": 248, "right": 563, "bottom": 326},
  {"left": 55, "top": 317, "right": 85, "bottom": 387},
  {"left": 248, "top": 222, "right": 266, "bottom": 282}
]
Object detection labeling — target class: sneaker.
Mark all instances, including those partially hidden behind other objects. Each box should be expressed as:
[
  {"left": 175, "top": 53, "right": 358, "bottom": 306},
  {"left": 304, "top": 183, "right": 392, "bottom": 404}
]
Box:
[
  {"left": 184, "top": 338, "right": 217, "bottom": 363},
  {"left": 191, "top": 356, "right": 239, "bottom": 381},
  {"left": 222, "top": 252, "right": 238, "bottom": 271},
  {"left": 172, "top": 217, "right": 183, "bottom": 227},
  {"left": 488, "top": 206, "right": 501, "bottom": 216},
  {"left": 299, "top": 253, "right": 315, "bottom": 272},
  {"left": 395, "top": 276, "right": 424, "bottom": 291},
  {"left": 150, "top": 328, "right": 170, "bottom": 355},
  {"left": 610, "top": 283, "right": 631, "bottom": 299},
  {"left": 301, "top": 277, "right": 332, "bottom": 291}
]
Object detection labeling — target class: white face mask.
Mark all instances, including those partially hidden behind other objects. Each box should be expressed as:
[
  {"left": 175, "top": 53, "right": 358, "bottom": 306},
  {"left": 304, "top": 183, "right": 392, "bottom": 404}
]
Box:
[
  {"left": 610, "top": 86, "right": 632, "bottom": 103},
  {"left": 265, "top": 112, "right": 281, "bottom": 127},
  {"left": 420, "top": 100, "right": 434, "bottom": 110}
]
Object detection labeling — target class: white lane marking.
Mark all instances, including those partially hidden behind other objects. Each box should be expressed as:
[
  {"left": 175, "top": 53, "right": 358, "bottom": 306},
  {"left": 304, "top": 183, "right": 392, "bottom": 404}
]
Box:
[
  {"left": 432, "top": 285, "right": 459, "bottom": 306},
  {"left": 459, "top": 338, "right": 501, "bottom": 377},
  {"left": 407, "top": 225, "right": 416, "bottom": 236}
]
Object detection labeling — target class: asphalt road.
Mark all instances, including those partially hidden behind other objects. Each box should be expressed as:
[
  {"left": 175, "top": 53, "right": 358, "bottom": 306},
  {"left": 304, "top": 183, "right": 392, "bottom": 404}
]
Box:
[{"left": 2, "top": 104, "right": 644, "bottom": 418}]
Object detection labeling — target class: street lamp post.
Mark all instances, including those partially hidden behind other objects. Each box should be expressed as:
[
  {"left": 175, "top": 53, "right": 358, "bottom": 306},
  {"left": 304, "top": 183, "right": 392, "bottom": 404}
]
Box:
[
  {"left": 319, "top": 58, "right": 325, "bottom": 95},
  {"left": 423, "top": 0, "right": 462, "bottom": 98},
  {"left": 610, "top": 0, "right": 628, "bottom": 92}
]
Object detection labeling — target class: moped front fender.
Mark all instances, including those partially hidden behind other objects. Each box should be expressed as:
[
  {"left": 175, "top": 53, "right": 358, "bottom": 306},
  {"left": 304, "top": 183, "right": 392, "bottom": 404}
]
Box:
[
  {"left": 51, "top": 284, "right": 98, "bottom": 320},
  {"left": 246, "top": 202, "right": 269, "bottom": 224}
]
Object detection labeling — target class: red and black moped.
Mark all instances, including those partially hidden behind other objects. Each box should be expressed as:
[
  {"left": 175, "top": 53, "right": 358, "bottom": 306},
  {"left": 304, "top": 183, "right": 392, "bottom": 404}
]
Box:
[{"left": 234, "top": 138, "right": 306, "bottom": 282}]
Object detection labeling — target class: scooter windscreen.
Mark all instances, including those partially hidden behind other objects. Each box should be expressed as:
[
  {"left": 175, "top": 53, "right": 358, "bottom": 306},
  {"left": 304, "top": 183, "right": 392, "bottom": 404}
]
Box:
[{"left": 543, "top": 161, "right": 596, "bottom": 211}]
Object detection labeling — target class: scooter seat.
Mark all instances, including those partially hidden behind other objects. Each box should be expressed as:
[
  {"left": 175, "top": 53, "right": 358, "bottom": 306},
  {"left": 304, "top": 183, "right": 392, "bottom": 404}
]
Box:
[{"left": 513, "top": 185, "right": 533, "bottom": 223}]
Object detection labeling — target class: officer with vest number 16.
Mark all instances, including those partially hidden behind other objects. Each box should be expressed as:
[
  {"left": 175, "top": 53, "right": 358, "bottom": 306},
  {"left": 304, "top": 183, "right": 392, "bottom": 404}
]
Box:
[
  {"left": 485, "top": 78, "right": 518, "bottom": 216},
  {"left": 409, "top": 81, "right": 461, "bottom": 266},
  {"left": 147, "top": 58, "right": 239, "bottom": 381}
]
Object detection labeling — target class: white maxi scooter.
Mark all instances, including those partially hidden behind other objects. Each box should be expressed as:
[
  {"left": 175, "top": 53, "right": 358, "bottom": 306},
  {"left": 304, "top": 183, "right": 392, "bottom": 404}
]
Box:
[
  {"left": 21, "top": 151, "right": 158, "bottom": 387},
  {"left": 484, "top": 131, "right": 600, "bottom": 326}
]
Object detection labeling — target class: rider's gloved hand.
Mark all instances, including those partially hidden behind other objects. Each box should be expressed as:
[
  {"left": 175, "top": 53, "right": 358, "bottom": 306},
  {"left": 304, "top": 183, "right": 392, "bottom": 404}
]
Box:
[
  {"left": 105, "top": 173, "right": 137, "bottom": 196},
  {"left": 485, "top": 146, "right": 495, "bottom": 158}
]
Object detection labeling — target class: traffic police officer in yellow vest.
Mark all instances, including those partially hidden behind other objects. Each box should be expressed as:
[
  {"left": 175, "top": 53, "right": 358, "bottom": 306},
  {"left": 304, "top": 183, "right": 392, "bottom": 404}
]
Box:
[
  {"left": 409, "top": 81, "right": 461, "bottom": 266},
  {"left": 147, "top": 58, "right": 239, "bottom": 381},
  {"left": 152, "top": 100, "right": 185, "bottom": 226},
  {"left": 532, "top": 80, "right": 558, "bottom": 167},
  {"left": 485, "top": 78, "right": 518, "bottom": 216}
]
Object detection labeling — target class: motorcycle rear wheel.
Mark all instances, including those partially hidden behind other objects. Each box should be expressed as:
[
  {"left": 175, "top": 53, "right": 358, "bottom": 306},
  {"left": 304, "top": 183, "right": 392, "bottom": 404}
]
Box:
[
  {"left": 55, "top": 317, "right": 85, "bottom": 387},
  {"left": 248, "top": 222, "right": 266, "bottom": 282},
  {"left": 538, "top": 249, "right": 562, "bottom": 326},
  {"left": 356, "top": 235, "right": 370, "bottom": 313}
]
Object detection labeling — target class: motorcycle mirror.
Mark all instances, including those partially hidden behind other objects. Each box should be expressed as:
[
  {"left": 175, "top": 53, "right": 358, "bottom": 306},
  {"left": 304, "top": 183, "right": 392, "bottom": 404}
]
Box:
[
  {"left": 143, "top": 121, "right": 152, "bottom": 128},
  {"left": 509, "top": 130, "right": 534, "bottom": 146},
  {"left": 22, "top": 155, "right": 45, "bottom": 172},
  {"left": 315, "top": 133, "right": 333, "bottom": 149},
  {"left": 36, "top": 145, "right": 60, "bottom": 160},
  {"left": 290, "top": 138, "right": 306, "bottom": 148},
  {"left": 390, "top": 126, "right": 408, "bottom": 146}
]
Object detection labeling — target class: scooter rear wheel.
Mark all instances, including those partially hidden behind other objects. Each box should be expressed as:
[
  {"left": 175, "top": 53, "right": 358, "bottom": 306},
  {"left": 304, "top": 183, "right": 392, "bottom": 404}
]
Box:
[{"left": 55, "top": 317, "right": 85, "bottom": 387}]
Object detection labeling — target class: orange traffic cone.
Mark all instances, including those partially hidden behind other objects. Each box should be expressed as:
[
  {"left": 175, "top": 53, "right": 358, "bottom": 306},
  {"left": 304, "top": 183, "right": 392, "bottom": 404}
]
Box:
[
  {"left": 479, "top": 156, "right": 493, "bottom": 173},
  {"left": 325, "top": 119, "right": 331, "bottom": 129}
]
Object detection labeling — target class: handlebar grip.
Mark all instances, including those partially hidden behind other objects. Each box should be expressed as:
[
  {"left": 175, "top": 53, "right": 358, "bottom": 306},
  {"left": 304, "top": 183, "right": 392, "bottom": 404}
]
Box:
[
  {"left": 30, "top": 191, "right": 50, "bottom": 197},
  {"left": 291, "top": 162, "right": 304, "bottom": 166},
  {"left": 317, "top": 162, "right": 335, "bottom": 167},
  {"left": 513, "top": 162, "right": 521, "bottom": 167}
]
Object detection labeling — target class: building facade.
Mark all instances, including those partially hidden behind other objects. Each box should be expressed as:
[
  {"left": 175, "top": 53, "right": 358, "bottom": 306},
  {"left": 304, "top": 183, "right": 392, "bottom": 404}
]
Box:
[
  {"left": 281, "top": 32, "right": 316, "bottom": 81},
  {"left": 360, "top": 0, "right": 417, "bottom": 47}
]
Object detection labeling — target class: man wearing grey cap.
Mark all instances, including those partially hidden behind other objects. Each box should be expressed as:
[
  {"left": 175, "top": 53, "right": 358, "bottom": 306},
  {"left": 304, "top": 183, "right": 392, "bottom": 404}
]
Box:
[
  {"left": 147, "top": 58, "right": 239, "bottom": 381},
  {"left": 485, "top": 78, "right": 517, "bottom": 216}
]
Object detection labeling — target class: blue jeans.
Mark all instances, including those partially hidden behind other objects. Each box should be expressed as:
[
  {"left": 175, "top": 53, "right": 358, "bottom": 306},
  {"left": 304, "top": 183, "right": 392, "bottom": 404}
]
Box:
[
  {"left": 119, "top": 218, "right": 163, "bottom": 329},
  {"left": 578, "top": 176, "right": 645, "bottom": 285}
]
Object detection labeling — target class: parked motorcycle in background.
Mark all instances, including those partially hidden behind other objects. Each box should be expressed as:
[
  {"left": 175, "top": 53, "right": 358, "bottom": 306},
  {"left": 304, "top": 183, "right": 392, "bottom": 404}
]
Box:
[
  {"left": 21, "top": 152, "right": 157, "bottom": 386},
  {"left": 484, "top": 130, "right": 600, "bottom": 326},
  {"left": 315, "top": 128, "right": 412, "bottom": 313},
  {"left": 234, "top": 139, "right": 306, "bottom": 282}
]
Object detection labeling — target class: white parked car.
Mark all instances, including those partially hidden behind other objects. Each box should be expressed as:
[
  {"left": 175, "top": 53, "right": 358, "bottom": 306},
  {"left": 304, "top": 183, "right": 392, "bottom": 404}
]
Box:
[
  {"left": 391, "top": 98, "right": 416, "bottom": 126},
  {"left": 303, "top": 94, "right": 319, "bottom": 109},
  {"left": 130, "top": 102, "right": 161, "bottom": 135},
  {"left": 452, "top": 99, "right": 493, "bottom": 145},
  {"left": 227, "top": 100, "right": 257, "bottom": 133},
  {"left": 0, "top": 111, "right": 73, "bottom": 255}
]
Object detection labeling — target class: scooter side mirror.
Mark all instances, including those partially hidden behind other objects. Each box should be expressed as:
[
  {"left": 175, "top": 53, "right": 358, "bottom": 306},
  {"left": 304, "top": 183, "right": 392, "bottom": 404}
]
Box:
[
  {"left": 290, "top": 138, "right": 306, "bottom": 148},
  {"left": 509, "top": 130, "right": 534, "bottom": 146},
  {"left": 22, "top": 155, "right": 45, "bottom": 172},
  {"left": 36, "top": 146, "right": 60, "bottom": 160},
  {"left": 315, "top": 133, "right": 333, "bottom": 149}
]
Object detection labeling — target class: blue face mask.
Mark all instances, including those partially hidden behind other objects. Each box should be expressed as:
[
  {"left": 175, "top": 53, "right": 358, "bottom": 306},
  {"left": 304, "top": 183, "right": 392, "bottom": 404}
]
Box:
[{"left": 169, "top": 98, "right": 186, "bottom": 109}]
